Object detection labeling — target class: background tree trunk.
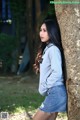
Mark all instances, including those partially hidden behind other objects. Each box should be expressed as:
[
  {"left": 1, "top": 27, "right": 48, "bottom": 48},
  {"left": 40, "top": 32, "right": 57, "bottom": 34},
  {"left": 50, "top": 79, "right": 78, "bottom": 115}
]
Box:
[
  {"left": 35, "top": 0, "right": 41, "bottom": 52},
  {"left": 54, "top": 0, "right": 80, "bottom": 120},
  {"left": 26, "top": 0, "right": 34, "bottom": 72}
]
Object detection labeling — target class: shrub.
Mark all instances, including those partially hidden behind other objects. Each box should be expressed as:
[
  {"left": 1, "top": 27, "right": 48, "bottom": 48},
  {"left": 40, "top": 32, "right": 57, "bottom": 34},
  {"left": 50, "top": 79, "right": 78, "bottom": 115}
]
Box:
[{"left": 0, "top": 33, "right": 17, "bottom": 73}]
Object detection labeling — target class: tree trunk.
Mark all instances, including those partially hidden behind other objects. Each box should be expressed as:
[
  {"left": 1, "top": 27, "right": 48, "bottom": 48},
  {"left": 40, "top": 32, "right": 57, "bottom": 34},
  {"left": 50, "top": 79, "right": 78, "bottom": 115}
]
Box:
[
  {"left": 35, "top": 0, "right": 41, "bottom": 51},
  {"left": 26, "top": 0, "right": 35, "bottom": 72},
  {"left": 54, "top": 0, "right": 80, "bottom": 120}
]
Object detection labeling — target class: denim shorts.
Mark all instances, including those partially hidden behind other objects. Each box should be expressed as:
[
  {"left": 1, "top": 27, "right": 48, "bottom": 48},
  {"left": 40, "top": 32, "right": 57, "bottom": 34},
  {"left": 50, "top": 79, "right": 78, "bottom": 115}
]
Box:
[{"left": 39, "top": 85, "right": 67, "bottom": 113}]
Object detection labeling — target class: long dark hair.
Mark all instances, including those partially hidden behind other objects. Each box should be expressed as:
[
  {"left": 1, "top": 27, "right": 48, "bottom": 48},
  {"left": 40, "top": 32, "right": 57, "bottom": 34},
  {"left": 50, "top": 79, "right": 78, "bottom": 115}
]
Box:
[
  {"left": 43, "top": 19, "right": 62, "bottom": 51},
  {"left": 33, "top": 18, "right": 67, "bottom": 85}
]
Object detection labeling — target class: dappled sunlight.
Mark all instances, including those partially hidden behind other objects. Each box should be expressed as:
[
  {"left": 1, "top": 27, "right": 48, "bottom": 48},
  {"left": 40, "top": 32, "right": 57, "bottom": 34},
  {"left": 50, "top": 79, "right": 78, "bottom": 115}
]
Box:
[{"left": 0, "top": 76, "right": 67, "bottom": 120}]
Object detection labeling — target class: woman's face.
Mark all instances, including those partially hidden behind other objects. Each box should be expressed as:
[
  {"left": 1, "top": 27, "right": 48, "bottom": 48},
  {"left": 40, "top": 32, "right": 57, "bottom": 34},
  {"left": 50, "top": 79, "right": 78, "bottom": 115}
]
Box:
[{"left": 39, "top": 23, "right": 49, "bottom": 43}]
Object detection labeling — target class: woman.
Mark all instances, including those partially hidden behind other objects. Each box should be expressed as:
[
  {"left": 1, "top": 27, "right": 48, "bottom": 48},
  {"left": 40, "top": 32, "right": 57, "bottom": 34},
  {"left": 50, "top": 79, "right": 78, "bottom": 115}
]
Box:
[{"left": 33, "top": 19, "right": 67, "bottom": 120}]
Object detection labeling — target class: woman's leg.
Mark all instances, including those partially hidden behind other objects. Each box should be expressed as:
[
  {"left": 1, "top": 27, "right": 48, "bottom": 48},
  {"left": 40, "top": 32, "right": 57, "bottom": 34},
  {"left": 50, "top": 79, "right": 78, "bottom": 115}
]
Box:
[
  {"left": 33, "top": 109, "right": 58, "bottom": 120},
  {"left": 49, "top": 112, "right": 58, "bottom": 120}
]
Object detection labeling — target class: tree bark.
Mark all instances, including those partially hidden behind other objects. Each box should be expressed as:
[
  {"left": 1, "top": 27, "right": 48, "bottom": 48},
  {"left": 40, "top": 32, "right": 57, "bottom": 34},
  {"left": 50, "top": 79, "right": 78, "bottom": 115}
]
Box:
[{"left": 54, "top": 0, "right": 80, "bottom": 120}]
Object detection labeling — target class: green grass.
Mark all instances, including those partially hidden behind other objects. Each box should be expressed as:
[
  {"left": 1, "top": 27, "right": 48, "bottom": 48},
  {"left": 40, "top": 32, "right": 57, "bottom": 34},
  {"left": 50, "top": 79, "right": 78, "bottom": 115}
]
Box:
[
  {"left": 0, "top": 75, "right": 67, "bottom": 119},
  {"left": 0, "top": 76, "right": 44, "bottom": 113}
]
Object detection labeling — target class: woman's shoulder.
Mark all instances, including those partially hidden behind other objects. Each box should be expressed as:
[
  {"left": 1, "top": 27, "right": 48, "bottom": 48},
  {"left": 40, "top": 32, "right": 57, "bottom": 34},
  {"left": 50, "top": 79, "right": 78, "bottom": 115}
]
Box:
[
  {"left": 47, "top": 43, "right": 60, "bottom": 52},
  {"left": 48, "top": 44, "right": 61, "bottom": 60}
]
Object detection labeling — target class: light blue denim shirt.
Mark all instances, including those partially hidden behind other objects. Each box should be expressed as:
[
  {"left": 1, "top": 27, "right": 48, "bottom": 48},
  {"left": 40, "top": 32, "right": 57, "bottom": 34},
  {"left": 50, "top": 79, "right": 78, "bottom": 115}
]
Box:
[{"left": 39, "top": 43, "right": 64, "bottom": 96}]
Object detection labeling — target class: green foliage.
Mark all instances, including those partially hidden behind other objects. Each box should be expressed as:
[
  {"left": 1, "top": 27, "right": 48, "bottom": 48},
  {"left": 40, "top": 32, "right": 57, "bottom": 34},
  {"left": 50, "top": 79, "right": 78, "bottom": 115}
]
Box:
[
  {"left": 0, "top": 33, "right": 17, "bottom": 72},
  {"left": 48, "top": 1, "right": 55, "bottom": 16},
  {"left": 0, "top": 1, "right": 26, "bottom": 73},
  {"left": 10, "top": 0, "right": 26, "bottom": 20},
  {"left": 0, "top": 78, "right": 44, "bottom": 113}
]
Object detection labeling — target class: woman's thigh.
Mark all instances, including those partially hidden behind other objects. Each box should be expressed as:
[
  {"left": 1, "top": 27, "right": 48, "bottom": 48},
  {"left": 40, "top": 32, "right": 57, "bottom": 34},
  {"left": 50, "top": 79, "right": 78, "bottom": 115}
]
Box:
[{"left": 33, "top": 109, "right": 58, "bottom": 120}]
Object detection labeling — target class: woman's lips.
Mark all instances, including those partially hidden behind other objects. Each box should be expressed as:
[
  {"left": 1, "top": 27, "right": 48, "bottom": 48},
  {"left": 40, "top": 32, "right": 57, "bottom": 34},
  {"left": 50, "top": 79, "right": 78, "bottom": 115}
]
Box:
[{"left": 40, "top": 37, "right": 44, "bottom": 39}]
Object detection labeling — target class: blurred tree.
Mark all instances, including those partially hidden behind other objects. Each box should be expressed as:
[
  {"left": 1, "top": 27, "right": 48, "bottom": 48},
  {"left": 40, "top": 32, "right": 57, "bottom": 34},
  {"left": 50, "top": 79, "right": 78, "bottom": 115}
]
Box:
[
  {"left": 26, "top": 0, "right": 35, "bottom": 73},
  {"left": 0, "top": 0, "right": 55, "bottom": 74},
  {"left": 0, "top": 0, "right": 26, "bottom": 73}
]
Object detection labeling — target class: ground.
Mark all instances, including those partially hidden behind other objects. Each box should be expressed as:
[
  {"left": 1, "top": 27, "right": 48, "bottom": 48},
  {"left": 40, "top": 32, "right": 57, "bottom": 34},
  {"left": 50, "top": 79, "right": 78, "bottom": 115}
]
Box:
[{"left": 0, "top": 73, "right": 68, "bottom": 120}]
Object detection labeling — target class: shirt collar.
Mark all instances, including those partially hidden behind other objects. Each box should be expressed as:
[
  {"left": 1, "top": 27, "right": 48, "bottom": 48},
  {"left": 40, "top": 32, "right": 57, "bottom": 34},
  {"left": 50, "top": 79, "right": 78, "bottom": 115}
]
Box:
[{"left": 43, "top": 43, "right": 53, "bottom": 55}]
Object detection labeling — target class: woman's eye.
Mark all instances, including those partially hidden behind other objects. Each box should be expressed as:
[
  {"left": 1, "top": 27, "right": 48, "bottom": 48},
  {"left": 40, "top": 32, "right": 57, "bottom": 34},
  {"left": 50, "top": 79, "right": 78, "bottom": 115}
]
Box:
[{"left": 40, "top": 28, "right": 47, "bottom": 32}]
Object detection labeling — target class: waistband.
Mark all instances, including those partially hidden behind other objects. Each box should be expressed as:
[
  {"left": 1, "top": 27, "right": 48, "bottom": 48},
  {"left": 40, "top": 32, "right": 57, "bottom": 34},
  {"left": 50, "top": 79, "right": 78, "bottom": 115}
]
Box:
[{"left": 47, "top": 82, "right": 64, "bottom": 89}]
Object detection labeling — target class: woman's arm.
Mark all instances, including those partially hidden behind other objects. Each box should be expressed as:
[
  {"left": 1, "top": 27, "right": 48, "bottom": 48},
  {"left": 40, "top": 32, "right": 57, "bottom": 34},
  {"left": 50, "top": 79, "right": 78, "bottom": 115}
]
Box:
[{"left": 46, "top": 45, "right": 63, "bottom": 88}]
